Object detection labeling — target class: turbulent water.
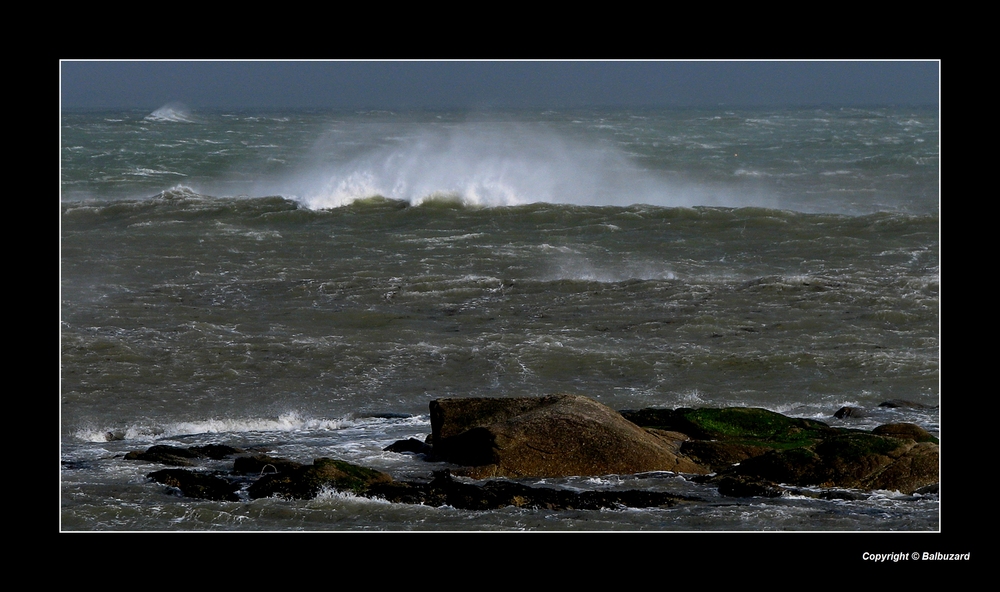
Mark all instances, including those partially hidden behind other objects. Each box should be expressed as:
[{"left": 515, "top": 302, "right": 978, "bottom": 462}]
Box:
[{"left": 60, "top": 106, "right": 939, "bottom": 531}]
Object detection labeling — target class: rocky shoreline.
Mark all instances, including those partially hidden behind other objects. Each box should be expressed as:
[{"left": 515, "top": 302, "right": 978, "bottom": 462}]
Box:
[{"left": 125, "top": 395, "right": 939, "bottom": 511}]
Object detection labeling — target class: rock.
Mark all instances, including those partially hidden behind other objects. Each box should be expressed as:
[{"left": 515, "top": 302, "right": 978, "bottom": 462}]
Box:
[
  {"left": 621, "top": 406, "right": 841, "bottom": 472},
  {"left": 879, "top": 399, "right": 935, "bottom": 409},
  {"left": 872, "top": 423, "right": 938, "bottom": 443},
  {"left": 429, "top": 395, "right": 708, "bottom": 479},
  {"left": 232, "top": 454, "right": 303, "bottom": 475},
  {"left": 724, "top": 432, "right": 939, "bottom": 494},
  {"left": 131, "top": 398, "right": 939, "bottom": 506},
  {"left": 247, "top": 457, "right": 393, "bottom": 500},
  {"left": 366, "top": 471, "right": 701, "bottom": 511},
  {"left": 862, "top": 441, "right": 939, "bottom": 494},
  {"left": 834, "top": 406, "right": 866, "bottom": 419},
  {"left": 125, "top": 444, "right": 246, "bottom": 466},
  {"left": 383, "top": 438, "right": 431, "bottom": 455},
  {"left": 642, "top": 429, "right": 691, "bottom": 456},
  {"left": 147, "top": 468, "right": 240, "bottom": 501},
  {"left": 621, "top": 406, "right": 838, "bottom": 442},
  {"left": 681, "top": 440, "right": 775, "bottom": 471},
  {"left": 621, "top": 406, "right": 939, "bottom": 495},
  {"left": 125, "top": 445, "right": 201, "bottom": 466},
  {"left": 716, "top": 476, "right": 785, "bottom": 498},
  {"left": 188, "top": 444, "right": 246, "bottom": 459}
]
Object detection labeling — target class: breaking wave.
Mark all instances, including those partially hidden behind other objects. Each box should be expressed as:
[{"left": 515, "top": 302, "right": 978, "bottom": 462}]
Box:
[
  {"left": 277, "top": 124, "right": 762, "bottom": 210},
  {"left": 145, "top": 103, "right": 197, "bottom": 123}
]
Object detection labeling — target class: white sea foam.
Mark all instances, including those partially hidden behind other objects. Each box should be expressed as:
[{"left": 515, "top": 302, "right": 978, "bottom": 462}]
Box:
[
  {"left": 74, "top": 412, "right": 354, "bottom": 442},
  {"left": 128, "top": 167, "right": 187, "bottom": 177},
  {"left": 543, "top": 249, "right": 676, "bottom": 282},
  {"left": 276, "top": 124, "right": 762, "bottom": 211},
  {"left": 73, "top": 411, "right": 432, "bottom": 443},
  {"left": 145, "top": 103, "right": 197, "bottom": 123}
]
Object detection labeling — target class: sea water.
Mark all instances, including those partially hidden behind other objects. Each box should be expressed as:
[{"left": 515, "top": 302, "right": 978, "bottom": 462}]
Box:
[{"left": 61, "top": 106, "right": 939, "bottom": 530}]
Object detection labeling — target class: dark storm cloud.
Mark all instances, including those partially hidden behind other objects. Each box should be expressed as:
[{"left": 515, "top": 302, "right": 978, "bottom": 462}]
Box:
[{"left": 60, "top": 60, "right": 939, "bottom": 110}]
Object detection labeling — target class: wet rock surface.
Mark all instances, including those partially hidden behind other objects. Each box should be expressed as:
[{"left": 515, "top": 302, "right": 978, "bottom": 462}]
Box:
[
  {"left": 620, "top": 405, "right": 938, "bottom": 496},
  {"left": 427, "top": 394, "right": 707, "bottom": 478},
  {"left": 128, "top": 395, "right": 939, "bottom": 507}
]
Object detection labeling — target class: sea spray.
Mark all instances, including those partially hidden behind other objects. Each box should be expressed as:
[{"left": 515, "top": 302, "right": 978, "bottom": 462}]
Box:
[
  {"left": 144, "top": 103, "right": 197, "bottom": 123},
  {"left": 277, "top": 123, "right": 758, "bottom": 210}
]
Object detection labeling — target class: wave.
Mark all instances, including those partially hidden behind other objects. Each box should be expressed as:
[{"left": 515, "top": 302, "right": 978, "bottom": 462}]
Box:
[
  {"left": 73, "top": 412, "right": 430, "bottom": 443},
  {"left": 144, "top": 103, "right": 197, "bottom": 123},
  {"left": 274, "top": 124, "right": 770, "bottom": 211}
]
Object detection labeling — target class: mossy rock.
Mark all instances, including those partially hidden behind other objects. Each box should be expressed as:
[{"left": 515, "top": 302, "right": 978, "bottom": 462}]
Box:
[
  {"left": 814, "top": 433, "right": 903, "bottom": 461},
  {"left": 247, "top": 457, "right": 393, "bottom": 499},
  {"left": 727, "top": 433, "right": 938, "bottom": 493},
  {"left": 624, "top": 407, "right": 838, "bottom": 449},
  {"left": 309, "top": 458, "right": 394, "bottom": 494}
]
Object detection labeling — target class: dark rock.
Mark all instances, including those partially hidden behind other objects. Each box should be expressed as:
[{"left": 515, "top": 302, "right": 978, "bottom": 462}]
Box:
[
  {"left": 125, "top": 445, "right": 201, "bottom": 466},
  {"left": 724, "top": 432, "right": 939, "bottom": 494},
  {"left": 816, "top": 489, "right": 870, "bottom": 501},
  {"left": 147, "top": 468, "right": 240, "bottom": 501},
  {"left": 232, "top": 454, "right": 303, "bottom": 475},
  {"left": 680, "top": 440, "right": 774, "bottom": 472},
  {"left": 129, "top": 397, "right": 940, "bottom": 507},
  {"left": 879, "top": 399, "right": 935, "bottom": 409},
  {"left": 619, "top": 406, "right": 943, "bottom": 495},
  {"left": 834, "top": 406, "right": 866, "bottom": 419},
  {"left": 784, "top": 488, "right": 870, "bottom": 501},
  {"left": 383, "top": 438, "right": 431, "bottom": 455},
  {"left": 247, "top": 457, "right": 393, "bottom": 500},
  {"left": 366, "top": 480, "right": 443, "bottom": 506},
  {"left": 188, "top": 444, "right": 245, "bottom": 459},
  {"left": 622, "top": 406, "right": 838, "bottom": 444},
  {"left": 623, "top": 406, "right": 842, "bottom": 472},
  {"left": 365, "top": 470, "right": 699, "bottom": 511},
  {"left": 125, "top": 444, "right": 246, "bottom": 466},
  {"left": 717, "top": 476, "right": 785, "bottom": 498},
  {"left": 429, "top": 394, "right": 708, "bottom": 479}
]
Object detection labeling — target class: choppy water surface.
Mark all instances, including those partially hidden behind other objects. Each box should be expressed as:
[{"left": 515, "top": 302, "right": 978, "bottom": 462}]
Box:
[{"left": 61, "top": 106, "right": 939, "bottom": 531}]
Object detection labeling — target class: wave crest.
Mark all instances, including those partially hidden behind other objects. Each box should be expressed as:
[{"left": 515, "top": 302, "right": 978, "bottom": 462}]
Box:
[
  {"left": 282, "top": 124, "right": 712, "bottom": 210},
  {"left": 145, "top": 103, "right": 196, "bottom": 123}
]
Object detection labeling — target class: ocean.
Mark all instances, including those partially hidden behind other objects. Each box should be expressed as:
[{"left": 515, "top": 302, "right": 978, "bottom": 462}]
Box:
[{"left": 60, "top": 105, "right": 939, "bottom": 531}]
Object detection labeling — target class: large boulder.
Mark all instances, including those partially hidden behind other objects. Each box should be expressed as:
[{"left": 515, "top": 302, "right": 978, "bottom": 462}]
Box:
[
  {"left": 428, "top": 394, "right": 708, "bottom": 479},
  {"left": 621, "top": 407, "right": 939, "bottom": 495},
  {"left": 724, "top": 432, "right": 939, "bottom": 494}
]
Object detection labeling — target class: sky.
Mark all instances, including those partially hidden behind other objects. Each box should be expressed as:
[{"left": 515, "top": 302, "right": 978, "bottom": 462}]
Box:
[{"left": 60, "top": 60, "right": 939, "bottom": 111}]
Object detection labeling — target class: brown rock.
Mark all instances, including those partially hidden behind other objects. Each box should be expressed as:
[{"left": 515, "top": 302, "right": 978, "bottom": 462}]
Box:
[
  {"left": 429, "top": 394, "right": 708, "bottom": 479},
  {"left": 872, "top": 423, "right": 938, "bottom": 443},
  {"left": 727, "top": 432, "right": 939, "bottom": 494}
]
